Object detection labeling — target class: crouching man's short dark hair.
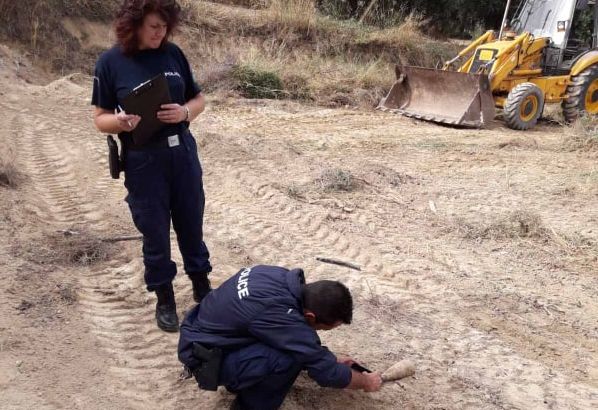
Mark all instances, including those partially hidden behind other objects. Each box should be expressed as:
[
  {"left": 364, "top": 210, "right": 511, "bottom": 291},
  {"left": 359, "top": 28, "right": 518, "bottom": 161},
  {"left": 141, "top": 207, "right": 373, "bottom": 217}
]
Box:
[{"left": 302, "top": 280, "right": 353, "bottom": 325}]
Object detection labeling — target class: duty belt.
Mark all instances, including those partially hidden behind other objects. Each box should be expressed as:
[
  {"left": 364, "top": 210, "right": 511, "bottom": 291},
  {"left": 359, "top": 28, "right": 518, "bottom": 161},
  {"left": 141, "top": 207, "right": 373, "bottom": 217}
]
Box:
[{"left": 120, "top": 129, "right": 189, "bottom": 151}]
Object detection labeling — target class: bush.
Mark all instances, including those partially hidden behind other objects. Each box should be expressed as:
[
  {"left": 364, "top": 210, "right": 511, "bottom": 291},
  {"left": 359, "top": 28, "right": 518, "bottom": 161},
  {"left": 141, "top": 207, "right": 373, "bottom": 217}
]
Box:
[
  {"left": 316, "top": 168, "right": 356, "bottom": 192},
  {"left": 283, "top": 74, "right": 312, "bottom": 100},
  {"left": 566, "top": 115, "right": 598, "bottom": 152},
  {"left": 0, "top": 148, "right": 23, "bottom": 189},
  {"left": 455, "top": 210, "right": 548, "bottom": 241},
  {"left": 231, "top": 65, "right": 284, "bottom": 99}
]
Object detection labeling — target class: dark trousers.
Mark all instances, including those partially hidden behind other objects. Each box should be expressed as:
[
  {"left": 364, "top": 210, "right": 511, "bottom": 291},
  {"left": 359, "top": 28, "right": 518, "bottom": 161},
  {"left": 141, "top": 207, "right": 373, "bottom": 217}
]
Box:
[
  {"left": 123, "top": 131, "right": 211, "bottom": 291},
  {"left": 220, "top": 343, "right": 302, "bottom": 410}
]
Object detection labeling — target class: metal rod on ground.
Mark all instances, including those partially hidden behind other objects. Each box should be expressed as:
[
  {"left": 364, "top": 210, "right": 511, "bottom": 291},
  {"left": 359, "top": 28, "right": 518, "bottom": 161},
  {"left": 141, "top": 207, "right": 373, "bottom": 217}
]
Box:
[
  {"left": 101, "top": 235, "right": 143, "bottom": 243},
  {"left": 316, "top": 257, "right": 361, "bottom": 271}
]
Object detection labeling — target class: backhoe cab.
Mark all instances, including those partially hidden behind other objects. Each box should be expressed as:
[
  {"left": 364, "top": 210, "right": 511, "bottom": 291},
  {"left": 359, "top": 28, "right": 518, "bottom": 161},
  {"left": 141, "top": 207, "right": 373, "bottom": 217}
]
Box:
[{"left": 379, "top": 0, "right": 598, "bottom": 130}]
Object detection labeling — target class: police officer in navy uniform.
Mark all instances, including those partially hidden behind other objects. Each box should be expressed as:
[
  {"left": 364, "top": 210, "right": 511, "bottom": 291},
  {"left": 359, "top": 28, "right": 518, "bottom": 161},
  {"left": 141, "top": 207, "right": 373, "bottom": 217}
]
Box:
[
  {"left": 92, "top": 0, "right": 211, "bottom": 332},
  {"left": 178, "top": 265, "right": 383, "bottom": 410}
]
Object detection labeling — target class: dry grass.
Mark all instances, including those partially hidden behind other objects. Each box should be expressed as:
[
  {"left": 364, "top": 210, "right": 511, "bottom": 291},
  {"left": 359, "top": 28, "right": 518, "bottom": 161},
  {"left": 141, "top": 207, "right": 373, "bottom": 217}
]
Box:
[
  {"left": 1, "top": 0, "right": 458, "bottom": 104},
  {"left": 451, "top": 210, "right": 596, "bottom": 255},
  {"left": 14, "top": 227, "right": 116, "bottom": 268},
  {"left": 359, "top": 14, "right": 428, "bottom": 65},
  {"left": 367, "top": 165, "right": 417, "bottom": 188},
  {"left": 45, "top": 229, "right": 114, "bottom": 266},
  {"left": 362, "top": 294, "right": 403, "bottom": 324},
  {"left": 542, "top": 104, "right": 565, "bottom": 124},
  {"left": 178, "top": 1, "right": 456, "bottom": 106},
  {"left": 210, "top": 0, "right": 265, "bottom": 7},
  {"left": 266, "top": 0, "right": 317, "bottom": 35},
  {"left": 497, "top": 137, "right": 539, "bottom": 150},
  {"left": 229, "top": 43, "right": 394, "bottom": 104},
  {"left": 360, "top": 280, "right": 404, "bottom": 326},
  {"left": 0, "top": 0, "right": 117, "bottom": 73},
  {"left": 0, "top": 164, "right": 21, "bottom": 188},
  {"left": 454, "top": 210, "right": 550, "bottom": 241},
  {"left": 56, "top": 283, "right": 78, "bottom": 304},
  {"left": 58, "top": 0, "right": 117, "bottom": 20},
  {"left": 315, "top": 168, "right": 356, "bottom": 192},
  {"left": 285, "top": 183, "right": 305, "bottom": 199},
  {"left": 0, "top": 148, "right": 24, "bottom": 189},
  {"left": 181, "top": 1, "right": 224, "bottom": 31},
  {"left": 565, "top": 115, "right": 598, "bottom": 152}
]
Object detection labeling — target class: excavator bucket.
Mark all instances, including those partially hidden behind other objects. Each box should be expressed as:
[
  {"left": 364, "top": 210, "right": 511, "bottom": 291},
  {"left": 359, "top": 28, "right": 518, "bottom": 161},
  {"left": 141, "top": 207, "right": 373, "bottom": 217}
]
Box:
[{"left": 378, "top": 65, "right": 496, "bottom": 128}]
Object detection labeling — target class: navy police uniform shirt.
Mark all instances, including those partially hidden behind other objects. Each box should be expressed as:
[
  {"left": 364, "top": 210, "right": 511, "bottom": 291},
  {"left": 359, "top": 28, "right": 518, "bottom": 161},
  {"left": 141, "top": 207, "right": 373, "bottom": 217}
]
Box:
[
  {"left": 91, "top": 42, "right": 201, "bottom": 139},
  {"left": 178, "top": 265, "right": 352, "bottom": 389}
]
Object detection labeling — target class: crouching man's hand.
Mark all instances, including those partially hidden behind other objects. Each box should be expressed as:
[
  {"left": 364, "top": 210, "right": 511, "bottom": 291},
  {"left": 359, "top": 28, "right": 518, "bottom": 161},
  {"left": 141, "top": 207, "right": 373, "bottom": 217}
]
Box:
[
  {"left": 347, "top": 370, "right": 383, "bottom": 392},
  {"left": 336, "top": 355, "right": 356, "bottom": 366},
  {"left": 362, "top": 371, "right": 383, "bottom": 392}
]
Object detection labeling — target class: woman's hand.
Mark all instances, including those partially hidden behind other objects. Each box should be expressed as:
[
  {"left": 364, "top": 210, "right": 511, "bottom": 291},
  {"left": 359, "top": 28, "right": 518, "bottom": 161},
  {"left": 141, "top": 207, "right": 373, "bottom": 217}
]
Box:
[
  {"left": 117, "top": 111, "right": 141, "bottom": 132},
  {"left": 157, "top": 103, "right": 188, "bottom": 124},
  {"left": 93, "top": 107, "right": 141, "bottom": 134}
]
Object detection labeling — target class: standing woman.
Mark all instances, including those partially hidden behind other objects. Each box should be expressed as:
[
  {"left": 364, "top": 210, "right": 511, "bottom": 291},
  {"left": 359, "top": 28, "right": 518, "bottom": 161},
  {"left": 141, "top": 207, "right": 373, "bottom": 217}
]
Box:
[{"left": 92, "top": 0, "right": 212, "bottom": 332}]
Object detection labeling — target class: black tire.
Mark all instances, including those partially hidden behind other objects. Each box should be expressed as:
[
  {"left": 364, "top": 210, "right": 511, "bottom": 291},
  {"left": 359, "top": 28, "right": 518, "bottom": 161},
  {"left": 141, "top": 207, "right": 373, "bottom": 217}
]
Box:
[
  {"left": 504, "top": 82, "right": 545, "bottom": 130},
  {"left": 562, "top": 65, "right": 598, "bottom": 123}
]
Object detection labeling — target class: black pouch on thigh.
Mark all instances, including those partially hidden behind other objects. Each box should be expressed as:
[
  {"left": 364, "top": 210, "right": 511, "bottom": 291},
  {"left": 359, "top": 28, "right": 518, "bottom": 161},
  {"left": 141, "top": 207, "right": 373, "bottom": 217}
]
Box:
[
  {"left": 192, "top": 343, "right": 223, "bottom": 391},
  {"left": 107, "top": 135, "right": 124, "bottom": 179}
]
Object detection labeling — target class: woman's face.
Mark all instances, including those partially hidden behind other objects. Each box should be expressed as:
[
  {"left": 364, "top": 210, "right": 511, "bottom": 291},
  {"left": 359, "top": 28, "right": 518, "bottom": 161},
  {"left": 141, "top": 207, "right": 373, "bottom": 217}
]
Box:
[{"left": 137, "top": 12, "right": 168, "bottom": 50}]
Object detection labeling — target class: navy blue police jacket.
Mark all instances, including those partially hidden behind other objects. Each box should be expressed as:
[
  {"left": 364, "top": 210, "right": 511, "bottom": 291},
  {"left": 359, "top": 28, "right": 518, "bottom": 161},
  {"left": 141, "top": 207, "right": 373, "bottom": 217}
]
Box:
[
  {"left": 91, "top": 42, "right": 200, "bottom": 140},
  {"left": 178, "top": 265, "right": 352, "bottom": 388}
]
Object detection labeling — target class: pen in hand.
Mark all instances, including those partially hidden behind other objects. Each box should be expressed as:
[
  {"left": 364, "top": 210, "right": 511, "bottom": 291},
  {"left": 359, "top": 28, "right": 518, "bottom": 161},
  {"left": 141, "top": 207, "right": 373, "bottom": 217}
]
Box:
[{"left": 118, "top": 105, "right": 133, "bottom": 128}]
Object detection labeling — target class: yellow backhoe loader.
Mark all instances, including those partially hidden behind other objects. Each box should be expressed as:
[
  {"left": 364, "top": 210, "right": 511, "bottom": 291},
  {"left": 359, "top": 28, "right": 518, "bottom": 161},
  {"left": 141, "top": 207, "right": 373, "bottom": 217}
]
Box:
[{"left": 379, "top": 0, "right": 598, "bottom": 130}]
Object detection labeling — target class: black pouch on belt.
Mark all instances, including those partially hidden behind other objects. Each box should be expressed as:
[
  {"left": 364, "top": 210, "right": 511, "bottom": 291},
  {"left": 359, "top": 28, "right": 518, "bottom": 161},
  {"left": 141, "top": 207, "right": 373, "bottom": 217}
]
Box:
[
  {"left": 191, "top": 342, "right": 223, "bottom": 391},
  {"left": 107, "top": 135, "right": 123, "bottom": 179}
]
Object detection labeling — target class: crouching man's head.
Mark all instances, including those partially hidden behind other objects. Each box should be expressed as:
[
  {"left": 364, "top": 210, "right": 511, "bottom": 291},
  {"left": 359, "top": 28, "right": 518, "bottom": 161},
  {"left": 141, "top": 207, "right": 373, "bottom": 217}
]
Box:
[{"left": 302, "top": 280, "right": 353, "bottom": 331}]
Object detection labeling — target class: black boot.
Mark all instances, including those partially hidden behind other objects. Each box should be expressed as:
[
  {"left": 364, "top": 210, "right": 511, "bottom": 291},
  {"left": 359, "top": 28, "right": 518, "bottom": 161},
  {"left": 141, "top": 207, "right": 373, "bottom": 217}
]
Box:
[
  {"left": 190, "top": 273, "right": 212, "bottom": 304},
  {"left": 154, "top": 283, "right": 179, "bottom": 332}
]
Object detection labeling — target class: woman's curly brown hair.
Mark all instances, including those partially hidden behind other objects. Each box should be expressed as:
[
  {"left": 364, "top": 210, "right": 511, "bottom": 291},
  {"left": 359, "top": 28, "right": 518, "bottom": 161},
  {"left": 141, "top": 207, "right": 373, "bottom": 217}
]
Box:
[{"left": 114, "top": 0, "right": 182, "bottom": 55}]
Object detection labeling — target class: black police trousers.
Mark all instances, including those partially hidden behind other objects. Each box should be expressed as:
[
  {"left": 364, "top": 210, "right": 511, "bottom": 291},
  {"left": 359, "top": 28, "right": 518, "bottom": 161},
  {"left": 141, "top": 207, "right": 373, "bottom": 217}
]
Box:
[
  {"left": 220, "top": 343, "right": 302, "bottom": 410},
  {"left": 123, "top": 131, "right": 211, "bottom": 291}
]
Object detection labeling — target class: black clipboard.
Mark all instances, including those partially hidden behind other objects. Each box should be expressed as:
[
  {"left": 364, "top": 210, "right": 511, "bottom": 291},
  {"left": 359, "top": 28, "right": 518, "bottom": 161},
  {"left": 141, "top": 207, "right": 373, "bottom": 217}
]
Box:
[{"left": 121, "top": 73, "right": 171, "bottom": 145}]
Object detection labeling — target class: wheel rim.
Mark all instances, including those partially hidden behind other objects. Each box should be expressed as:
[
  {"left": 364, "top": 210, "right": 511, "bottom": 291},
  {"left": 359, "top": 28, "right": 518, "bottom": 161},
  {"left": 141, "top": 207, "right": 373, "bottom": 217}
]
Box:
[
  {"left": 584, "top": 78, "right": 598, "bottom": 114},
  {"left": 520, "top": 95, "right": 538, "bottom": 122}
]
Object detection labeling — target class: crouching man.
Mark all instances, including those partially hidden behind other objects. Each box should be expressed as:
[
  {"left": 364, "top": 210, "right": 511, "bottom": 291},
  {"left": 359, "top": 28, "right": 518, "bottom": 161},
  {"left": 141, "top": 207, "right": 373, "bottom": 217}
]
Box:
[{"left": 178, "top": 265, "right": 382, "bottom": 410}]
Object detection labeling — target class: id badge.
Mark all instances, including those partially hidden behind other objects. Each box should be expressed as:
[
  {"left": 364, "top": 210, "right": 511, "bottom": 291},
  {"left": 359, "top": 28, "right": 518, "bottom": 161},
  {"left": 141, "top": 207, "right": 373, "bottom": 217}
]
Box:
[{"left": 168, "top": 134, "right": 180, "bottom": 147}]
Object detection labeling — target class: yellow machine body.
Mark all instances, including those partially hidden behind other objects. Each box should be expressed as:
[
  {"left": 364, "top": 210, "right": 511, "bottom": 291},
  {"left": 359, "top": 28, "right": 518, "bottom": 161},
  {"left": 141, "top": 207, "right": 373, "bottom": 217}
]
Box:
[{"left": 379, "top": 0, "right": 598, "bottom": 129}]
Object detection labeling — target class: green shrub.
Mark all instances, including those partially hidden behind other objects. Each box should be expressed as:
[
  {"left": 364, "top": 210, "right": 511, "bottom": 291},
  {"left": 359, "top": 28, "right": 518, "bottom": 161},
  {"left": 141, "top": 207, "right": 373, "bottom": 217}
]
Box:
[{"left": 231, "top": 65, "right": 284, "bottom": 99}]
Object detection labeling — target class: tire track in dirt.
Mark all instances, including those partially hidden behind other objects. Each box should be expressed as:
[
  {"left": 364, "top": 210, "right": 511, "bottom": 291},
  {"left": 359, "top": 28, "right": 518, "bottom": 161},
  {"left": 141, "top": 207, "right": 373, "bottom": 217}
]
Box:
[
  {"left": 8, "top": 86, "right": 209, "bottom": 408},
  {"left": 197, "top": 150, "right": 498, "bottom": 408},
  {"left": 9, "top": 82, "right": 236, "bottom": 408},
  {"left": 198, "top": 131, "right": 598, "bottom": 409},
  {"left": 20, "top": 114, "right": 105, "bottom": 226},
  {"left": 7, "top": 113, "right": 54, "bottom": 223},
  {"left": 7, "top": 79, "right": 596, "bottom": 409},
  {"left": 18, "top": 116, "right": 148, "bottom": 404}
]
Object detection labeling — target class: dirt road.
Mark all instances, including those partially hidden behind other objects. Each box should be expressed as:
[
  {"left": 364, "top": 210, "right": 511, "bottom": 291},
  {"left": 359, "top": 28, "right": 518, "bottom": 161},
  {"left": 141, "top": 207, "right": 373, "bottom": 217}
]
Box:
[{"left": 1, "top": 56, "right": 597, "bottom": 409}]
